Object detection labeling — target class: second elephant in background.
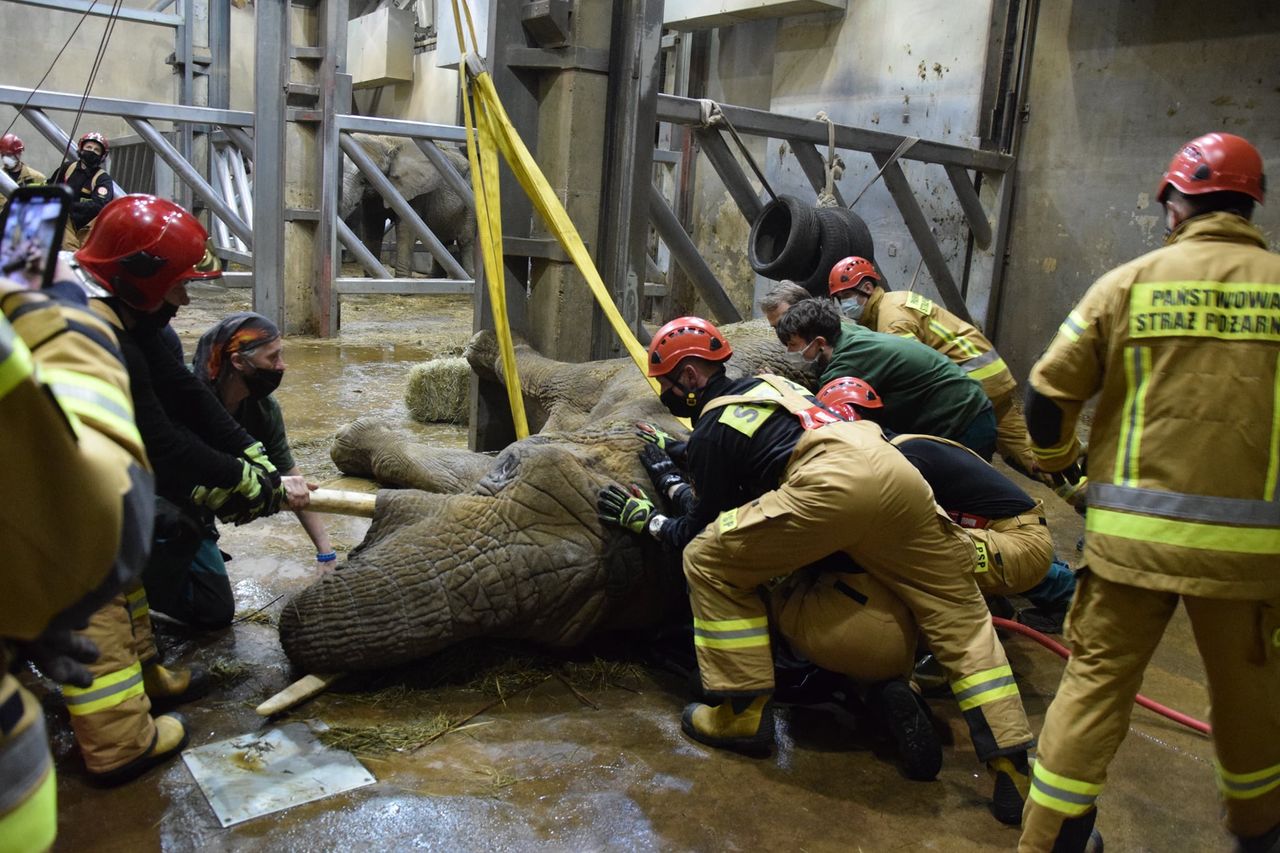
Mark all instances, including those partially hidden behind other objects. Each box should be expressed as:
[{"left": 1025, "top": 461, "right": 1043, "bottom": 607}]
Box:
[{"left": 340, "top": 132, "right": 476, "bottom": 278}]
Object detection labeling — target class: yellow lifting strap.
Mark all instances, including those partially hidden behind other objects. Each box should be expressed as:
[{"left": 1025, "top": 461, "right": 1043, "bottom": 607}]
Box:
[{"left": 450, "top": 0, "right": 686, "bottom": 434}]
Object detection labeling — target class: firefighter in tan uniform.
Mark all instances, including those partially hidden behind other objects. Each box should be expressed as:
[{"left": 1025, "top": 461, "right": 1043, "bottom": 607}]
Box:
[
  {"left": 49, "top": 132, "right": 114, "bottom": 251},
  {"left": 598, "top": 316, "right": 1036, "bottom": 825},
  {"left": 1, "top": 133, "right": 46, "bottom": 194},
  {"left": 1019, "top": 133, "right": 1280, "bottom": 853},
  {"left": 828, "top": 256, "right": 1043, "bottom": 479},
  {"left": 0, "top": 272, "right": 154, "bottom": 847}
]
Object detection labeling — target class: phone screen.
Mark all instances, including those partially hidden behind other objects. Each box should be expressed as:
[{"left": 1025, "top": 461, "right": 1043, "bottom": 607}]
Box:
[{"left": 0, "top": 186, "right": 71, "bottom": 289}]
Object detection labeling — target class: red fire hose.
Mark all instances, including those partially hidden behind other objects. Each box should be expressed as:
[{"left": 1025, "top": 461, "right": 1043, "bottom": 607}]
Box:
[{"left": 991, "top": 615, "right": 1211, "bottom": 736}]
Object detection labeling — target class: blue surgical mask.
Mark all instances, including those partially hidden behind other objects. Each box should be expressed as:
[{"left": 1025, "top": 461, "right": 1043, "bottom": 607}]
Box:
[{"left": 839, "top": 297, "right": 865, "bottom": 321}]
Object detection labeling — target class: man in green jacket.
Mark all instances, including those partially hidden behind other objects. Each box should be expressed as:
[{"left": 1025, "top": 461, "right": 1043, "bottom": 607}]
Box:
[{"left": 776, "top": 297, "right": 997, "bottom": 458}]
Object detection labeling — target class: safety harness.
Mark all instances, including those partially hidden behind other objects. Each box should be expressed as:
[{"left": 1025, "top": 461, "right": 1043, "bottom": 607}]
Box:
[{"left": 700, "top": 373, "right": 841, "bottom": 432}]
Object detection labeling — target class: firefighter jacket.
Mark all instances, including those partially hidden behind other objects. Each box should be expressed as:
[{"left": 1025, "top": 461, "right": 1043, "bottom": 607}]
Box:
[
  {"left": 0, "top": 280, "right": 154, "bottom": 642},
  {"left": 2, "top": 162, "right": 45, "bottom": 189},
  {"left": 51, "top": 161, "right": 113, "bottom": 229},
  {"left": 861, "top": 289, "right": 1016, "bottom": 399},
  {"left": 821, "top": 321, "right": 992, "bottom": 442},
  {"left": 1029, "top": 212, "right": 1280, "bottom": 599}
]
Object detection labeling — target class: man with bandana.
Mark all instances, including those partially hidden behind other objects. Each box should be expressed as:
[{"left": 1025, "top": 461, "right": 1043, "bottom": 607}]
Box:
[{"left": 186, "top": 312, "right": 333, "bottom": 586}]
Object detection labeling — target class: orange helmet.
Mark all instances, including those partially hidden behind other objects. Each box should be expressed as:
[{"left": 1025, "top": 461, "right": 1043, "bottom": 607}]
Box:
[
  {"left": 818, "top": 376, "right": 883, "bottom": 421},
  {"left": 828, "top": 256, "right": 880, "bottom": 298},
  {"left": 0, "top": 133, "right": 23, "bottom": 157},
  {"left": 78, "top": 131, "right": 109, "bottom": 155},
  {"left": 75, "top": 195, "right": 219, "bottom": 311},
  {"left": 1156, "top": 132, "right": 1264, "bottom": 204},
  {"left": 647, "top": 316, "right": 733, "bottom": 377}
]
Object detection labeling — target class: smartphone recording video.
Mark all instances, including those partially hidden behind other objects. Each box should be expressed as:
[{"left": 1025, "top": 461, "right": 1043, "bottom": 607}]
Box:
[{"left": 0, "top": 185, "right": 73, "bottom": 290}]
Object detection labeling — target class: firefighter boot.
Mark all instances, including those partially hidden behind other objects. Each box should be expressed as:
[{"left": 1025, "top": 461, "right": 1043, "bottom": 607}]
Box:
[
  {"left": 867, "top": 679, "right": 942, "bottom": 781},
  {"left": 681, "top": 695, "right": 774, "bottom": 754},
  {"left": 89, "top": 712, "right": 190, "bottom": 787},
  {"left": 988, "top": 750, "right": 1030, "bottom": 825},
  {"left": 143, "top": 661, "right": 210, "bottom": 709},
  {"left": 1236, "top": 822, "right": 1280, "bottom": 853},
  {"left": 1045, "top": 808, "right": 1105, "bottom": 853}
]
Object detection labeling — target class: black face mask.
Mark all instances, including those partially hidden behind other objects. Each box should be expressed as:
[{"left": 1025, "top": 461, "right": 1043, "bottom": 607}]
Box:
[
  {"left": 243, "top": 366, "right": 284, "bottom": 400},
  {"left": 79, "top": 149, "right": 103, "bottom": 169},
  {"left": 660, "top": 375, "right": 710, "bottom": 420}
]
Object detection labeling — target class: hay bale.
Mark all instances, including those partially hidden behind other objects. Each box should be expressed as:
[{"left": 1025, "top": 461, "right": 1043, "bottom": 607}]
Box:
[{"left": 405, "top": 357, "right": 470, "bottom": 424}]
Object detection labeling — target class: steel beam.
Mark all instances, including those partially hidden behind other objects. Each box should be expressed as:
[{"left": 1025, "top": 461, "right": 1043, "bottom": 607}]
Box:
[
  {"left": 315, "top": 1, "right": 349, "bottom": 336},
  {"left": 221, "top": 125, "right": 255, "bottom": 159},
  {"left": 411, "top": 139, "right": 474, "bottom": 213},
  {"left": 594, "top": 0, "right": 663, "bottom": 359},
  {"left": 211, "top": 149, "right": 245, "bottom": 252},
  {"left": 253, "top": 0, "right": 289, "bottom": 324},
  {"left": 125, "top": 118, "right": 254, "bottom": 246},
  {"left": 874, "top": 154, "right": 972, "bottom": 324},
  {"left": 335, "top": 114, "right": 466, "bottom": 142},
  {"left": 0, "top": 170, "right": 16, "bottom": 198},
  {"left": 647, "top": 183, "right": 741, "bottom": 324},
  {"left": 9, "top": 0, "right": 181, "bottom": 26},
  {"left": 337, "top": 219, "right": 391, "bottom": 280},
  {"left": 658, "top": 94, "right": 1014, "bottom": 175},
  {"left": 0, "top": 86, "right": 253, "bottom": 127},
  {"left": 208, "top": 0, "right": 231, "bottom": 111},
  {"left": 339, "top": 133, "right": 468, "bottom": 280},
  {"left": 695, "top": 128, "right": 763, "bottom": 223},
  {"left": 791, "top": 140, "right": 845, "bottom": 206},
  {"left": 944, "top": 164, "right": 993, "bottom": 250},
  {"left": 335, "top": 278, "right": 475, "bottom": 295}
]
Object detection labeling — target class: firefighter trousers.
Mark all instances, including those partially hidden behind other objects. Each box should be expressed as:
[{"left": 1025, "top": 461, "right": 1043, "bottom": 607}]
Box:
[
  {"left": 1020, "top": 570, "right": 1280, "bottom": 850},
  {"left": 683, "top": 422, "right": 1034, "bottom": 761},
  {"left": 969, "top": 502, "right": 1054, "bottom": 597},
  {"left": 64, "top": 582, "right": 160, "bottom": 774},
  {"left": 0, "top": 673, "right": 56, "bottom": 853}
]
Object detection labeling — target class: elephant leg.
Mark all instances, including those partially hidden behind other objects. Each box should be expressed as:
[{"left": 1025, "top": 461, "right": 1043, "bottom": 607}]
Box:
[
  {"left": 358, "top": 194, "right": 388, "bottom": 270},
  {"left": 279, "top": 443, "right": 678, "bottom": 672},
  {"left": 331, "top": 417, "right": 494, "bottom": 493},
  {"left": 394, "top": 219, "right": 415, "bottom": 278}
]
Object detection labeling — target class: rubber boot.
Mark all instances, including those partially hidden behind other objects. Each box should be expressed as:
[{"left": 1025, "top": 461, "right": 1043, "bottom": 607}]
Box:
[
  {"left": 681, "top": 695, "right": 774, "bottom": 754},
  {"left": 1047, "top": 808, "right": 1105, "bottom": 853},
  {"left": 143, "top": 661, "right": 209, "bottom": 709},
  {"left": 88, "top": 712, "right": 189, "bottom": 787},
  {"left": 1237, "top": 823, "right": 1280, "bottom": 853},
  {"left": 866, "top": 679, "right": 942, "bottom": 781},
  {"left": 988, "top": 750, "right": 1030, "bottom": 826}
]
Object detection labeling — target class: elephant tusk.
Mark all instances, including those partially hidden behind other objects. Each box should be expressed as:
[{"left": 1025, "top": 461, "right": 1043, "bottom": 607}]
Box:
[
  {"left": 307, "top": 488, "right": 378, "bottom": 518},
  {"left": 256, "top": 673, "right": 343, "bottom": 716}
]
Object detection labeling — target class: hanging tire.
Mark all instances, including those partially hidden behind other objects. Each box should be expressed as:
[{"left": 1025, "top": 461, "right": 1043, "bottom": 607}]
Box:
[
  {"left": 748, "top": 195, "right": 820, "bottom": 279},
  {"left": 798, "top": 208, "right": 878, "bottom": 296}
]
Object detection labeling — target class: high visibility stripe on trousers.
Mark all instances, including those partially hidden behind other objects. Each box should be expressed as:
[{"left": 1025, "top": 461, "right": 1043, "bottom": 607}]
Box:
[
  {"left": 62, "top": 661, "right": 145, "bottom": 717},
  {"left": 1029, "top": 761, "right": 1102, "bottom": 816},
  {"left": 950, "top": 664, "right": 1020, "bottom": 711},
  {"left": 0, "top": 318, "right": 34, "bottom": 401},
  {"left": 1216, "top": 759, "right": 1280, "bottom": 800},
  {"left": 692, "top": 616, "right": 770, "bottom": 650},
  {"left": 126, "top": 587, "right": 149, "bottom": 622},
  {"left": 960, "top": 348, "right": 1009, "bottom": 383}
]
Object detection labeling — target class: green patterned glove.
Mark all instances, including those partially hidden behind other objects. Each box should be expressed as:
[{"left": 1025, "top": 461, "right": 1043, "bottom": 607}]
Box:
[
  {"left": 597, "top": 484, "right": 656, "bottom": 535},
  {"left": 636, "top": 422, "right": 677, "bottom": 451},
  {"left": 242, "top": 440, "right": 278, "bottom": 477}
]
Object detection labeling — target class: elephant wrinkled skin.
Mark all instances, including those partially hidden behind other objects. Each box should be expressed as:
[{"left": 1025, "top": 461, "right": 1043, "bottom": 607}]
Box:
[{"left": 278, "top": 321, "right": 810, "bottom": 672}]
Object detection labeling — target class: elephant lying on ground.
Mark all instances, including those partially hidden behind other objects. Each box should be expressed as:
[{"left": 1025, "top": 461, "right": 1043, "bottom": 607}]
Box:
[
  {"left": 340, "top": 132, "right": 476, "bottom": 278},
  {"left": 278, "top": 322, "right": 809, "bottom": 672}
]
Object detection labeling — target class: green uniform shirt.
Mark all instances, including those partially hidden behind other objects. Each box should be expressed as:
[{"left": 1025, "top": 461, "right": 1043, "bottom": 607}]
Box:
[
  {"left": 821, "top": 321, "right": 989, "bottom": 441},
  {"left": 233, "top": 395, "right": 295, "bottom": 473}
]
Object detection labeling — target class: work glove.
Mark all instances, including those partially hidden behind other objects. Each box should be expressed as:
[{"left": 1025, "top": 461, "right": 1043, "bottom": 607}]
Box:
[
  {"left": 191, "top": 459, "right": 284, "bottom": 525},
  {"left": 640, "top": 443, "right": 689, "bottom": 502},
  {"left": 597, "top": 483, "right": 660, "bottom": 536},
  {"left": 242, "top": 440, "right": 280, "bottom": 479},
  {"left": 636, "top": 422, "right": 688, "bottom": 465},
  {"left": 1051, "top": 461, "right": 1088, "bottom": 516},
  {"left": 18, "top": 627, "right": 100, "bottom": 688}
]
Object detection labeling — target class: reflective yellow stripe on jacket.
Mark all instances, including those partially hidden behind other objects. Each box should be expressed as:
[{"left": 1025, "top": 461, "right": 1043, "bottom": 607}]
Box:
[{"left": 0, "top": 317, "right": 34, "bottom": 401}]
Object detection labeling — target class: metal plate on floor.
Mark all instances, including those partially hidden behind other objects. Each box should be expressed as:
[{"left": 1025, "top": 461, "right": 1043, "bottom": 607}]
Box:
[{"left": 182, "top": 722, "right": 376, "bottom": 827}]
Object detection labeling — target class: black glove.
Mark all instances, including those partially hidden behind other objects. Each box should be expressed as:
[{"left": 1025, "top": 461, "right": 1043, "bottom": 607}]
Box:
[
  {"left": 640, "top": 444, "right": 688, "bottom": 501},
  {"left": 635, "top": 422, "right": 688, "bottom": 466},
  {"left": 18, "top": 628, "right": 101, "bottom": 688},
  {"left": 597, "top": 484, "right": 658, "bottom": 535}
]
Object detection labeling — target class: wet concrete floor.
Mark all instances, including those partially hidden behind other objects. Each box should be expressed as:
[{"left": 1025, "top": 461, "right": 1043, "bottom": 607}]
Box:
[{"left": 39, "top": 284, "right": 1229, "bottom": 851}]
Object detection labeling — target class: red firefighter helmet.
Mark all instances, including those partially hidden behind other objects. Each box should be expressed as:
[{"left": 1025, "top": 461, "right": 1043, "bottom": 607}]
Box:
[
  {"left": 647, "top": 316, "right": 733, "bottom": 378},
  {"left": 1156, "top": 132, "right": 1265, "bottom": 204},
  {"left": 75, "top": 195, "right": 219, "bottom": 311},
  {"left": 0, "top": 133, "right": 24, "bottom": 157},
  {"left": 78, "top": 131, "right": 109, "bottom": 155},
  {"left": 818, "top": 376, "right": 883, "bottom": 421},
  {"left": 828, "top": 256, "right": 880, "bottom": 298}
]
